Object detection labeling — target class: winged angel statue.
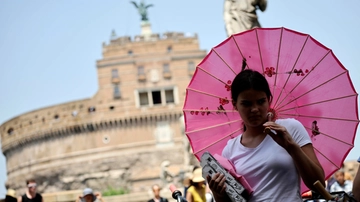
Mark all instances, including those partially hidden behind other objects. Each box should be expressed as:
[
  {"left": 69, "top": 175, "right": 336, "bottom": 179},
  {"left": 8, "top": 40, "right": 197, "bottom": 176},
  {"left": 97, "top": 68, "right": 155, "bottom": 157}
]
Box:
[{"left": 130, "top": 0, "right": 154, "bottom": 22}]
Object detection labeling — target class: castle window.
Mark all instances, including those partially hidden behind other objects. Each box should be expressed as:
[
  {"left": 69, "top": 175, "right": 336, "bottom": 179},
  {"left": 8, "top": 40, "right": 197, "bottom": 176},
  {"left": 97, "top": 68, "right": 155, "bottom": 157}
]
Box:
[
  {"left": 167, "top": 46, "right": 172, "bottom": 53},
  {"left": 136, "top": 87, "right": 177, "bottom": 107},
  {"left": 111, "top": 69, "right": 120, "bottom": 83},
  {"left": 165, "top": 89, "right": 175, "bottom": 103},
  {"left": 138, "top": 66, "right": 145, "bottom": 75},
  {"left": 137, "top": 66, "right": 146, "bottom": 81},
  {"left": 7, "top": 128, "right": 14, "bottom": 135},
  {"left": 128, "top": 50, "right": 133, "bottom": 56},
  {"left": 54, "top": 114, "right": 59, "bottom": 119},
  {"left": 139, "top": 92, "right": 149, "bottom": 106},
  {"left": 163, "top": 63, "right": 171, "bottom": 79},
  {"left": 188, "top": 61, "right": 195, "bottom": 74},
  {"left": 88, "top": 107, "right": 96, "bottom": 113},
  {"left": 152, "top": 91, "right": 162, "bottom": 105},
  {"left": 112, "top": 69, "right": 119, "bottom": 78},
  {"left": 163, "top": 63, "right": 170, "bottom": 73},
  {"left": 114, "top": 85, "right": 121, "bottom": 99}
]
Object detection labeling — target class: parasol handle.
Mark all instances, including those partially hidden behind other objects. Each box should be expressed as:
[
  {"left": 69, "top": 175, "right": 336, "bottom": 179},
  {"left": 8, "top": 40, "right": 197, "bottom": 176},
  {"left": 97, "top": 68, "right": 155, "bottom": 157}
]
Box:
[
  {"left": 264, "top": 112, "right": 274, "bottom": 134},
  {"left": 313, "top": 180, "right": 333, "bottom": 200}
]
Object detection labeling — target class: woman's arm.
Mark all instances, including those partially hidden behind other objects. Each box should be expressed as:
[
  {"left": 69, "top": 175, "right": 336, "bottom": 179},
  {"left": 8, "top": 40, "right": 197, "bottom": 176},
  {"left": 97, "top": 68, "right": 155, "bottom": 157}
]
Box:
[
  {"left": 263, "top": 122, "right": 325, "bottom": 190},
  {"left": 186, "top": 190, "right": 193, "bottom": 202},
  {"left": 288, "top": 143, "right": 325, "bottom": 190}
]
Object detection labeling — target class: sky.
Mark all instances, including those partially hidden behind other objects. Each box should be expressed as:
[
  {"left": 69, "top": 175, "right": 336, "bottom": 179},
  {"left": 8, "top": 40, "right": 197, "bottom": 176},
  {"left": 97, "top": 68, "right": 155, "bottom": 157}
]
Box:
[{"left": 0, "top": 0, "right": 360, "bottom": 197}]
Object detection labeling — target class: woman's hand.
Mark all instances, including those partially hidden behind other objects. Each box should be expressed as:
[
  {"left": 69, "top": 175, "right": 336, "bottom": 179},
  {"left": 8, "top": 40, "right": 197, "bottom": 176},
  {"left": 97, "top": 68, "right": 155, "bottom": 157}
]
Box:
[
  {"left": 206, "top": 173, "right": 228, "bottom": 201},
  {"left": 263, "top": 121, "right": 296, "bottom": 151}
]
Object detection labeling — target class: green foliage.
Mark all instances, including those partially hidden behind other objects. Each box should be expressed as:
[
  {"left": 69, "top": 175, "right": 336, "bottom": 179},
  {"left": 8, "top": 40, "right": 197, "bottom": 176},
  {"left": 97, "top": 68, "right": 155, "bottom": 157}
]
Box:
[{"left": 102, "top": 187, "right": 128, "bottom": 196}]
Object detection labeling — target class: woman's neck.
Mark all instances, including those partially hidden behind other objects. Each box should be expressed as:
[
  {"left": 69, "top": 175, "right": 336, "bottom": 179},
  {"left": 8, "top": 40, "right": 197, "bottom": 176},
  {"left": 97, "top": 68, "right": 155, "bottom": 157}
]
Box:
[
  {"left": 243, "top": 125, "right": 265, "bottom": 137},
  {"left": 241, "top": 125, "right": 267, "bottom": 148}
]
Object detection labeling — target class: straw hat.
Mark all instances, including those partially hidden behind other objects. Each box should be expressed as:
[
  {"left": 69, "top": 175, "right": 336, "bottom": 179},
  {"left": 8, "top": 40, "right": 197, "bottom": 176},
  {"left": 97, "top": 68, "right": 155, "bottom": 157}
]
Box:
[
  {"left": 192, "top": 168, "right": 205, "bottom": 183},
  {"left": 6, "top": 189, "right": 16, "bottom": 198}
]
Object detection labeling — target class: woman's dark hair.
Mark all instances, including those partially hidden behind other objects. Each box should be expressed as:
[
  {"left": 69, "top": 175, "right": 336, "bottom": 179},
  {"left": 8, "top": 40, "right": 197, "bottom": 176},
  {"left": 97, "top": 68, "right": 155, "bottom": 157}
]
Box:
[{"left": 231, "top": 69, "right": 273, "bottom": 104}]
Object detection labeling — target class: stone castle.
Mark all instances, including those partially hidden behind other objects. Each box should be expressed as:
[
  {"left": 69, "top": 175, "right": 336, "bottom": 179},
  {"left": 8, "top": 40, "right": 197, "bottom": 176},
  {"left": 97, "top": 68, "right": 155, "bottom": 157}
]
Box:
[{"left": 0, "top": 19, "right": 206, "bottom": 197}]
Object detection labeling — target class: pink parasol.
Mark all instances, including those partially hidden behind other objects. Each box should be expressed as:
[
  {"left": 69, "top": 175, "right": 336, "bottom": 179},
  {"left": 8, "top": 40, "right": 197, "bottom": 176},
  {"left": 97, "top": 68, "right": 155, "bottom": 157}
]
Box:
[{"left": 183, "top": 27, "right": 359, "bottom": 193}]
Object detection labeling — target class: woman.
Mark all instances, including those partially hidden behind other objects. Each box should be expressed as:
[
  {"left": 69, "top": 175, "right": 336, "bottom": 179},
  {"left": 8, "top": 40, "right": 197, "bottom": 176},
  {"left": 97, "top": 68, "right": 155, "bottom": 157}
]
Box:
[
  {"left": 186, "top": 168, "right": 207, "bottom": 202},
  {"left": 207, "top": 69, "right": 325, "bottom": 202}
]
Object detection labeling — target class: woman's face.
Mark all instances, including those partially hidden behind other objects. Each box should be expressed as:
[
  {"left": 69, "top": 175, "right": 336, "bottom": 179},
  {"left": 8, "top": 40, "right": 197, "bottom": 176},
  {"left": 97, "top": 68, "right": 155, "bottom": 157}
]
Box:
[{"left": 233, "top": 89, "right": 270, "bottom": 128}]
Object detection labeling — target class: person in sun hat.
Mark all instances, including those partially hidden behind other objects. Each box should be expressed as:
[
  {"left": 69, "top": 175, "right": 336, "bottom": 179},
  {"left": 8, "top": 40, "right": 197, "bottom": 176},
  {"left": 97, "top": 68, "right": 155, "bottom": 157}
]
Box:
[
  {"left": 186, "top": 168, "right": 207, "bottom": 202},
  {"left": 18, "top": 179, "right": 43, "bottom": 202},
  {"left": 76, "top": 188, "right": 104, "bottom": 202},
  {"left": 5, "top": 188, "right": 17, "bottom": 202}
]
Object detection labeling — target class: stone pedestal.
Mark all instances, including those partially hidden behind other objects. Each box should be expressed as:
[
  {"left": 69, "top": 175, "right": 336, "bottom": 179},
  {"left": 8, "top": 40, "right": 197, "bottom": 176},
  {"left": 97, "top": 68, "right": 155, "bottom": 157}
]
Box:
[{"left": 141, "top": 22, "right": 152, "bottom": 41}]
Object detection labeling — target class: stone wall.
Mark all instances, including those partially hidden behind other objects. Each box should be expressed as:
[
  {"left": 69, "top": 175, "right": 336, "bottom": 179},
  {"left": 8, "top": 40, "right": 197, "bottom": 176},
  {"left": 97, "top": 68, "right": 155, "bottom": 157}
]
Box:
[{"left": 7, "top": 133, "right": 189, "bottom": 195}]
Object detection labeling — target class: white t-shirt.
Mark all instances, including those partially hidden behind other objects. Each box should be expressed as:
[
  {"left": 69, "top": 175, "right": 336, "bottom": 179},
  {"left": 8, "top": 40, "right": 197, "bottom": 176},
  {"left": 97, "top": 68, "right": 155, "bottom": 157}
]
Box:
[{"left": 222, "top": 118, "right": 312, "bottom": 202}]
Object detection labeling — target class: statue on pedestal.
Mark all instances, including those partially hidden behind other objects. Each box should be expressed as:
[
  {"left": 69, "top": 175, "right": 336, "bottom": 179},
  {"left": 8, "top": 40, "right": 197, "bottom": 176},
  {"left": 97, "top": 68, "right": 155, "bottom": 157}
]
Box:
[
  {"left": 223, "top": 0, "right": 267, "bottom": 37},
  {"left": 130, "top": 0, "right": 154, "bottom": 23}
]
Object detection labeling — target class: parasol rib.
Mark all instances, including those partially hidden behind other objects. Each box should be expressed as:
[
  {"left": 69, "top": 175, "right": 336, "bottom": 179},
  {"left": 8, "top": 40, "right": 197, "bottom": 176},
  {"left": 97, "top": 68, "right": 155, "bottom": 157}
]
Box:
[
  {"left": 313, "top": 147, "right": 342, "bottom": 171},
  {"left": 231, "top": 36, "right": 247, "bottom": 69},
  {"left": 196, "top": 66, "right": 234, "bottom": 86},
  {"left": 278, "top": 94, "right": 358, "bottom": 113},
  {"left": 186, "top": 119, "right": 241, "bottom": 134},
  {"left": 275, "top": 50, "right": 332, "bottom": 109},
  {"left": 273, "top": 35, "right": 310, "bottom": 108},
  {"left": 183, "top": 109, "right": 237, "bottom": 113},
  {"left": 193, "top": 128, "right": 242, "bottom": 154},
  {"left": 276, "top": 70, "right": 348, "bottom": 111},
  {"left": 186, "top": 87, "right": 232, "bottom": 101},
  {"left": 212, "top": 48, "right": 237, "bottom": 75},
  {"left": 280, "top": 113, "right": 360, "bottom": 123},
  {"left": 255, "top": 29, "right": 265, "bottom": 74},
  {"left": 273, "top": 28, "right": 284, "bottom": 98},
  {"left": 303, "top": 126, "right": 355, "bottom": 146}
]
